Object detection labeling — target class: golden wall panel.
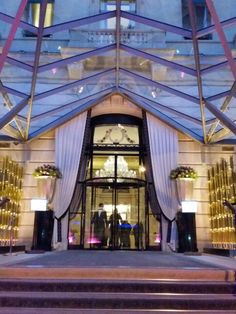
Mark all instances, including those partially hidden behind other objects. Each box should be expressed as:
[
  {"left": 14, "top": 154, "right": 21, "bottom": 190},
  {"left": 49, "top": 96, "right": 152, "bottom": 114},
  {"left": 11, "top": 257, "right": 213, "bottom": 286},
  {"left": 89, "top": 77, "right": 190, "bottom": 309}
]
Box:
[
  {"left": 208, "top": 157, "right": 236, "bottom": 249},
  {"left": 0, "top": 156, "right": 24, "bottom": 246}
]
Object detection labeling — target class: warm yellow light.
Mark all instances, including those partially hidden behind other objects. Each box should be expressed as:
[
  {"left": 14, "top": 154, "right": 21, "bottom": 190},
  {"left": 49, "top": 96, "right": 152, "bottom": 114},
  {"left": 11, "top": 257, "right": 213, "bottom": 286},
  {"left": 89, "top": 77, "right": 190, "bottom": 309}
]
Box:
[
  {"left": 139, "top": 166, "right": 146, "bottom": 173},
  {"left": 31, "top": 3, "right": 53, "bottom": 28}
]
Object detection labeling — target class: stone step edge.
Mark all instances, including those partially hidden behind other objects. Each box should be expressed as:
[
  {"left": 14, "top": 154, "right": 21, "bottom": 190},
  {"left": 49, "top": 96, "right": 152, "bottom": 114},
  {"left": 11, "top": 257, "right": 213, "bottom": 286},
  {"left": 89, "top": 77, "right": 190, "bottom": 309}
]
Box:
[
  {"left": 0, "top": 267, "right": 235, "bottom": 281},
  {"left": 0, "top": 279, "right": 235, "bottom": 294},
  {"left": 0, "top": 293, "right": 236, "bottom": 310},
  {"left": 0, "top": 291, "right": 235, "bottom": 300},
  {"left": 0, "top": 309, "right": 236, "bottom": 314}
]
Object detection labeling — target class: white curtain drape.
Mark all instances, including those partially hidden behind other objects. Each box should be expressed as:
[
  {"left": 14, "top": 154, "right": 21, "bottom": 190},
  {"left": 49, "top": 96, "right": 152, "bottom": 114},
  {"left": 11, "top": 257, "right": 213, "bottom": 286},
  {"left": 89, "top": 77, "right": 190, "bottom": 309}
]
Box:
[
  {"left": 146, "top": 113, "right": 179, "bottom": 251},
  {"left": 52, "top": 111, "right": 87, "bottom": 249}
]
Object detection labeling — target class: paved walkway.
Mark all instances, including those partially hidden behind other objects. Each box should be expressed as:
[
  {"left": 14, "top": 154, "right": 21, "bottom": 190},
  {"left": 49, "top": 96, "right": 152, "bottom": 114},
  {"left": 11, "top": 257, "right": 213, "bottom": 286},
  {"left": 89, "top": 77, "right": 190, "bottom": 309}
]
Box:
[
  {"left": 0, "top": 250, "right": 236, "bottom": 281},
  {"left": 0, "top": 250, "right": 236, "bottom": 270}
]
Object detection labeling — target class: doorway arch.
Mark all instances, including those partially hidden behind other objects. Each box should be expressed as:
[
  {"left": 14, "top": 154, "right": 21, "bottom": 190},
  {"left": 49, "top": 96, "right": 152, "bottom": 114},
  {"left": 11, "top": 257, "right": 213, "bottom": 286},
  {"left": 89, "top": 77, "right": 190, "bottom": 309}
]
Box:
[{"left": 68, "top": 114, "right": 161, "bottom": 250}]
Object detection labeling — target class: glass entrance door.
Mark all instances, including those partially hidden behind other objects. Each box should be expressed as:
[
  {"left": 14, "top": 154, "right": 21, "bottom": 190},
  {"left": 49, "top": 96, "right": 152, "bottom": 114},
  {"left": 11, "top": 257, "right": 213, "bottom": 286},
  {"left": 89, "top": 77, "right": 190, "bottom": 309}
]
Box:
[{"left": 83, "top": 182, "right": 146, "bottom": 250}]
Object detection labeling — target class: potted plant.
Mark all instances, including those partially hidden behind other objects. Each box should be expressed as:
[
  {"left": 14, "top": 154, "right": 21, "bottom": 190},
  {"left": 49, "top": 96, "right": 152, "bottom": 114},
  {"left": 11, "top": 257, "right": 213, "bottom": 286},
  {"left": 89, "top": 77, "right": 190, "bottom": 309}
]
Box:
[
  {"left": 170, "top": 166, "right": 198, "bottom": 180},
  {"left": 170, "top": 166, "right": 198, "bottom": 202},
  {"left": 33, "top": 164, "right": 62, "bottom": 179}
]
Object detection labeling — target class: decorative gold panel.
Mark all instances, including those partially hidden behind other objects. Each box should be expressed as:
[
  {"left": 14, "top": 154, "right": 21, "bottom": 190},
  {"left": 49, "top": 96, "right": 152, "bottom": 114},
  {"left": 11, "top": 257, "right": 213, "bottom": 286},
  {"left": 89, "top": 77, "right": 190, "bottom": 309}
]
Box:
[
  {"left": 208, "top": 157, "right": 236, "bottom": 249},
  {"left": 0, "top": 156, "right": 23, "bottom": 247}
]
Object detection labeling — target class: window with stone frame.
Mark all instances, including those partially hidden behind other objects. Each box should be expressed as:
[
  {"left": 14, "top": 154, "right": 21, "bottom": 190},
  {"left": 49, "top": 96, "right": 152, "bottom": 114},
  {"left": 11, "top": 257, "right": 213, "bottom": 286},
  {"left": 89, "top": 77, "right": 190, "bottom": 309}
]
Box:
[
  {"left": 182, "top": 0, "right": 212, "bottom": 40},
  {"left": 100, "top": 0, "right": 136, "bottom": 29},
  {"left": 23, "top": 0, "right": 54, "bottom": 37}
]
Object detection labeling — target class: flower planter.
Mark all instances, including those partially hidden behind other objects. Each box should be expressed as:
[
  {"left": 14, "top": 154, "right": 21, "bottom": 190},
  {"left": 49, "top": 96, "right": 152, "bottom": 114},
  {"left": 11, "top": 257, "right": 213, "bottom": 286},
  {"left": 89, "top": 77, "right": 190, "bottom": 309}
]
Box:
[
  {"left": 176, "top": 178, "right": 194, "bottom": 202},
  {"left": 36, "top": 176, "right": 56, "bottom": 203}
]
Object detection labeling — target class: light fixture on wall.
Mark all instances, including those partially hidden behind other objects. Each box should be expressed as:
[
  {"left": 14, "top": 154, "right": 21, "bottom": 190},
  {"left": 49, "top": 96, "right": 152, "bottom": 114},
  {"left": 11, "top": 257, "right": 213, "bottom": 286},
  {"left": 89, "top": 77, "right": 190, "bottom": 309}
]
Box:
[
  {"left": 181, "top": 201, "right": 198, "bottom": 213},
  {"left": 31, "top": 199, "right": 47, "bottom": 211},
  {"left": 95, "top": 156, "right": 136, "bottom": 180}
]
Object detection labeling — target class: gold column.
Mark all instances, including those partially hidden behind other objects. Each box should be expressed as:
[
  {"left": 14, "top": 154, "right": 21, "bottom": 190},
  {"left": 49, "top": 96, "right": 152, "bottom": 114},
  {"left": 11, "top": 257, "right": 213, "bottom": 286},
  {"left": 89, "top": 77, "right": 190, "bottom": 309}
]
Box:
[
  {"left": 208, "top": 157, "right": 236, "bottom": 250},
  {"left": 0, "top": 156, "right": 23, "bottom": 247}
]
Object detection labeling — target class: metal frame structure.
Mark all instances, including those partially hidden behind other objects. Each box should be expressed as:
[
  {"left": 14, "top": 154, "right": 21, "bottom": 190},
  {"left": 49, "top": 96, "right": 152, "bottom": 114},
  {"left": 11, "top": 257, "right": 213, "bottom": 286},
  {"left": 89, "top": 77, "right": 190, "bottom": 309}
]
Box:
[{"left": 0, "top": 0, "right": 236, "bottom": 143}]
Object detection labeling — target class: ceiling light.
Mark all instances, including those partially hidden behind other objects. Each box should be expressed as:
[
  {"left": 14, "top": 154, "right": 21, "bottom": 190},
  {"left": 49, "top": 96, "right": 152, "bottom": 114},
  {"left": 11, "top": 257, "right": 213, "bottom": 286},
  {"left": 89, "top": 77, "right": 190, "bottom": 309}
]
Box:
[{"left": 95, "top": 156, "right": 136, "bottom": 182}]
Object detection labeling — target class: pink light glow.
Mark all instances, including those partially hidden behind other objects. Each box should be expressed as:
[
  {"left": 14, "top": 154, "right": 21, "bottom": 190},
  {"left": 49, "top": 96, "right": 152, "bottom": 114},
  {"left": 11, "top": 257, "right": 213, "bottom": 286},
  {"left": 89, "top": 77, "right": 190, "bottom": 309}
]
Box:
[
  {"left": 154, "top": 233, "right": 161, "bottom": 243},
  {"left": 52, "top": 68, "right": 57, "bottom": 74},
  {"left": 68, "top": 235, "right": 74, "bottom": 244},
  {"left": 181, "top": 72, "right": 185, "bottom": 78},
  {"left": 68, "top": 232, "right": 75, "bottom": 244},
  {"left": 87, "top": 236, "right": 101, "bottom": 244}
]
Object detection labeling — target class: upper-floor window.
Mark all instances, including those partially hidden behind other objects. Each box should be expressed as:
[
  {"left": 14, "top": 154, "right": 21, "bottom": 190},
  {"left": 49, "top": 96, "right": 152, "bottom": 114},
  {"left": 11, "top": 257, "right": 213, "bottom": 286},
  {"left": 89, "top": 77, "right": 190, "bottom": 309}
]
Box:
[
  {"left": 100, "top": 0, "right": 136, "bottom": 29},
  {"left": 182, "top": 0, "right": 212, "bottom": 40},
  {"left": 23, "top": 0, "right": 54, "bottom": 37}
]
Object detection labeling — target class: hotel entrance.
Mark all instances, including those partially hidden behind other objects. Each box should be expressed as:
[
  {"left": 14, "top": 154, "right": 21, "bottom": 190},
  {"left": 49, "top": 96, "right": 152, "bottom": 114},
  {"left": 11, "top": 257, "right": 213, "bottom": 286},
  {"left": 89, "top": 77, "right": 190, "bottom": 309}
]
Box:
[
  {"left": 84, "top": 179, "right": 146, "bottom": 250},
  {"left": 68, "top": 114, "right": 161, "bottom": 250}
]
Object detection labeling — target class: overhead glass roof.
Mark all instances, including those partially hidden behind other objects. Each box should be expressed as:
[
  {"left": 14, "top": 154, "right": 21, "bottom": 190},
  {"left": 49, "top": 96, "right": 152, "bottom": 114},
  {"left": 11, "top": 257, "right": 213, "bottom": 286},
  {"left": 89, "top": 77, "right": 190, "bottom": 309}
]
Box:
[{"left": 0, "top": 0, "right": 236, "bottom": 144}]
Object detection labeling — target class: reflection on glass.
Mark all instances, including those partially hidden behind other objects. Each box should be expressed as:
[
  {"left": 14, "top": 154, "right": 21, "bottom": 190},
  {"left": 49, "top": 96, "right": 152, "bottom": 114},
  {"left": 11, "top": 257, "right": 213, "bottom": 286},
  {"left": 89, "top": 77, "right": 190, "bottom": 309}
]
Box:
[
  {"left": 149, "top": 211, "right": 161, "bottom": 248},
  {"left": 68, "top": 214, "right": 81, "bottom": 245},
  {"left": 133, "top": 221, "right": 144, "bottom": 249},
  {"left": 120, "top": 220, "right": 132, "bottom": 248},
  {"left": 182, "top": 0, "right": 212, "bottom": 39},
  {"left": 100, "top": 0, "right": 136, "bottom": 29},
  {"left": 91, "top": 202, "right": 108, "bottom": 247},
  {"left": 108, "top": 207, "right": 122, "bottom": 247},
  {"left": 30, "top": 2, "right": 54, "bottom": 27}
]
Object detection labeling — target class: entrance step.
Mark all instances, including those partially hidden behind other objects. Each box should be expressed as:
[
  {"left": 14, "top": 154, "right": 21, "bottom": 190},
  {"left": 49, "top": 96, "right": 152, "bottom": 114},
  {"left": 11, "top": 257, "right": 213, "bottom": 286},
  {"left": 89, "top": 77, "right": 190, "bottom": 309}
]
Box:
[
  {"left": 0, "top": 279, "right": 235, "bottom": 311},
  {"left": 0, "top": 279, "right": 235, "bottom": 294},
  {"left": 1, "top": 310, "right": 236, "bottom": 314},
  {"left": 0, "top": 267, "right": 235, "bottom": 281}
]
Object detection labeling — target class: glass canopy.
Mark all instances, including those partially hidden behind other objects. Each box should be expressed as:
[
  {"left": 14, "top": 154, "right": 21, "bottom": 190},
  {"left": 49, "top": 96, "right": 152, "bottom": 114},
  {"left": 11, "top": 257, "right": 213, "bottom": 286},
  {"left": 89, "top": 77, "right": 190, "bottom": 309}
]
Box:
[{"left": 0, "top": 0, "right": 236, "bottom": 144}]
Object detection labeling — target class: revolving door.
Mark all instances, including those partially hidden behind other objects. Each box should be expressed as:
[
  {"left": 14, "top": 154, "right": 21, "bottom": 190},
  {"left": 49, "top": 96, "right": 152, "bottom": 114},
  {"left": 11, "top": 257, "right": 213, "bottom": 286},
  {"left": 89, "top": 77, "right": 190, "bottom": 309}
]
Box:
[{"left": 83, "top": 180, "right": 147, "bottom": 250}]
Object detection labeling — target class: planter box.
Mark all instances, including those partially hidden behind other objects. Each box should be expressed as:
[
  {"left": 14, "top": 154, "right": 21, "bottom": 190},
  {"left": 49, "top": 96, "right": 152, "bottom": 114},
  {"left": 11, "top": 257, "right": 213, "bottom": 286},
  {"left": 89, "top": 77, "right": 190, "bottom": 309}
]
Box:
[
  {"left": 36, "top": 176, "right": 56, "bottom": 202},
  {"left": 176, "top": 178, "right": 194, "bottom": 202}
]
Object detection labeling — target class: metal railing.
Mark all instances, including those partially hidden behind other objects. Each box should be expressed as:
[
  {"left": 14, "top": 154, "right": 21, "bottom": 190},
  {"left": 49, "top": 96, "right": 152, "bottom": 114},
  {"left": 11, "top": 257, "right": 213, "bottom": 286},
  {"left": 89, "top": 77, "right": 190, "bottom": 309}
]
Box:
[{"left": 70, "top": 28, "right": 166, "bottom": 47}]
